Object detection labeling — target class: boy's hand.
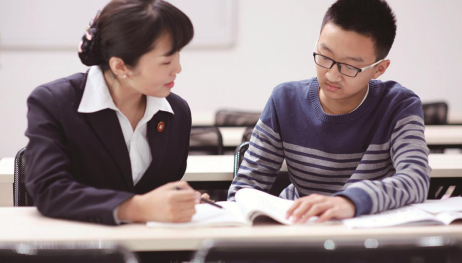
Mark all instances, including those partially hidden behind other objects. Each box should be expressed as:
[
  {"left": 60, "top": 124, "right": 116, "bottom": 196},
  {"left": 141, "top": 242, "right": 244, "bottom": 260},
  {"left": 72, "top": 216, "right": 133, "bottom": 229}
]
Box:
[{"left": 285, "top": 194, "right": 356, "bottom": 223}]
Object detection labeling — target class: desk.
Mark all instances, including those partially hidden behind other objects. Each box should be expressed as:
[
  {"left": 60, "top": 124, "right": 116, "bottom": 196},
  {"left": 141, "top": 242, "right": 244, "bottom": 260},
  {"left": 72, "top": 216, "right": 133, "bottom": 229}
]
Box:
[
  {"left": 193, "top": 110, "right": 462, "bottom": 126},
  {"left": 219, "top": 127, "right": 246, "bottom": 147},
  {"left": 0, "top": 158, "right": 13, "bottom": 207},
  {"left": 219, "top": 126, "right": 462, "bottom": 149},
  {"left": 425, "top": 125, "right": 462, "bottom": 148},
  {"left": 184, "top": 154, "right": 462, "bottom": 181},
  {"left": 1, "top": 207, "right": 462, "bottom": 253},
  {"left": 1, "top": 154, "right": 461, "bottom": 206}
]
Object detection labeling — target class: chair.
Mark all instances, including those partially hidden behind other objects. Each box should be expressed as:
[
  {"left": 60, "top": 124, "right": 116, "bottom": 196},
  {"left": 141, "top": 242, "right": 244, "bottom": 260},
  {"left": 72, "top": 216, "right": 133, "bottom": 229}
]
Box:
[
  {"left": 428, "top": 177, "right": 462, "bottom": 199},
  {"left": 190, "top": 126, "right": 226, "bottom": 200},
  {"left": 0, "top": 242, "right": 138, "bottom": 263},
  {"left": 233, "top": 142, "right": 291, "bottom": 197},
  {"left": 214, "top": 109, "right": 261, "bottom": 127},
  {"left": 191, "top": 237, "right": 462, "bottom": 263},
  {"left": 189, "top": 126, "right": 224, "bottom": 155},
  {"left": 215, "top": 109, "right": 260, "bottom": 155},
  {"left": 241, "top": 126, "right": 253, "bottom": 142},
  {"left": 422, "top": 102, "right": 448, "bottom": 125},
  {"left": 422, "top": 102, "right": 450, "bottom": 153},
  {"left": 233, "top": 142, "right": 250, "bottom": 177},
  {"left": 14, "top": 147, "right": 34, "bottom": 207}
]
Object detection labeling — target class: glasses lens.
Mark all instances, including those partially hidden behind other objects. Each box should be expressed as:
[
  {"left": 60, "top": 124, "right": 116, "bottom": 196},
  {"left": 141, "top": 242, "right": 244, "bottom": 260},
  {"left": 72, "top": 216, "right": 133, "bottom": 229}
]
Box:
[
  {"left": 314, "top": 54, "right": 333, "bottom": 69},
  {"left": 339, "top": 63, "right": 359, "bottom": 77}
]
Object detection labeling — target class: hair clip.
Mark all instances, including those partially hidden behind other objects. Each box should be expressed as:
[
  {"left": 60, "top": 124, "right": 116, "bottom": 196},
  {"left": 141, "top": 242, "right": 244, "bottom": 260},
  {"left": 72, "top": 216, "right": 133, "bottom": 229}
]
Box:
[{"left": 86, "top": 10, "right": 101, "bottom": 32}]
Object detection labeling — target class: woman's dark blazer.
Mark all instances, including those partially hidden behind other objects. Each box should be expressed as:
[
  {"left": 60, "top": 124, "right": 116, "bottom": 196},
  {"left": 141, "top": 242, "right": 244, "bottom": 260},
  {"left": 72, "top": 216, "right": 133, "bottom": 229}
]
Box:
[{"left": 25, "top": 71, "right": 191, "bottom": 225}]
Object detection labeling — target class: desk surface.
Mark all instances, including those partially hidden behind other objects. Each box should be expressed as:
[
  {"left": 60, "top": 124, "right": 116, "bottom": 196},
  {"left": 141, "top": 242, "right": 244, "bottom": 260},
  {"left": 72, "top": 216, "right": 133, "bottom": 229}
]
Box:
[
  {"left": 184, "top": 154, "right": 462, "bottom": 181},
  {"left": 0, "top": 158, "right": 13, "bottom": 183},
  {"left": 219, "top": 126, "right": 462, "bottom": 148},
  {"left": 425, "top": 125, "right": 462, "bottom": 145},
  {"left": 192, "top": 111, "right": 462, "bottom": 127},
  {"left": 1, "top": 207, "right": 462, "bottom": 252},
  {"left": 1, "top": 154, "right": 461, "bottom": 184}
]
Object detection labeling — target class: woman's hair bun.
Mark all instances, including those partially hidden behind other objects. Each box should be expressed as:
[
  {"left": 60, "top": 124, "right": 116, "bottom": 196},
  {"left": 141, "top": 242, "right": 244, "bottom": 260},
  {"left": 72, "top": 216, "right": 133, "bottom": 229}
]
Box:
[{"left": 77, "top": 1, "right": 194, "bottom": 71}]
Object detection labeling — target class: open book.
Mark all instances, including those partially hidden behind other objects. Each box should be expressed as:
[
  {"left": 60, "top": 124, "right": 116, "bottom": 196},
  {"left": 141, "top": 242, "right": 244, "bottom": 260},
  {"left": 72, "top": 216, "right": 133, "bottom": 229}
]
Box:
[
  {"left": 147, "top": 188, "right": 321, "bottom": 228},
  {"left": 147, "top": 188, "right": 462, "bottom": 228},
  {"left": 342, "top": 197, "right": 462, "bottom": 229}
]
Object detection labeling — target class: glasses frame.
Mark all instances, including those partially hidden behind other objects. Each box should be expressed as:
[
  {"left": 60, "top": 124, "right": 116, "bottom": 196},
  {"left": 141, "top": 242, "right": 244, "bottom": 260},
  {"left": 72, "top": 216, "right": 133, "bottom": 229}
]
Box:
[{"left": 313, "top": 52, "right": 384, "bottom": 78}]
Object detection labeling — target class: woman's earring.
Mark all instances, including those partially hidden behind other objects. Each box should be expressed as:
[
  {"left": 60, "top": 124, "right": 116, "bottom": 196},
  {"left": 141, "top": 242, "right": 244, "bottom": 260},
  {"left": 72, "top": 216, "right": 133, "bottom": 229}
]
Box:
[{"left": 122, "top": 74, "right": 127, "bottom": 79}]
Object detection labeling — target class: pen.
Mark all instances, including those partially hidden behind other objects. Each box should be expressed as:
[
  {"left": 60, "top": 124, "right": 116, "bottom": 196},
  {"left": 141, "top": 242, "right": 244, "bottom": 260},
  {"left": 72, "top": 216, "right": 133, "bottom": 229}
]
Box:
[
  {"left": 173, "top": 186, "right": 223, "bottom": 209},
  {"left": 199, "top": 197, "right": 223, "bottom": 209}
]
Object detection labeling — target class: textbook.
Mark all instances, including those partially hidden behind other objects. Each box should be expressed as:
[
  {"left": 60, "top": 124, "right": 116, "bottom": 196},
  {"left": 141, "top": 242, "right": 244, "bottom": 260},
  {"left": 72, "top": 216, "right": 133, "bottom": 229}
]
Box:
[
  {"left": 147, "top": 188, "right": 321, "bottom": 228},
  {"left": 342, "top": 197, "right": 462, "bottom": 229},
  {"left": 147, "top": 188, "right": 462, "bottom": 228}
]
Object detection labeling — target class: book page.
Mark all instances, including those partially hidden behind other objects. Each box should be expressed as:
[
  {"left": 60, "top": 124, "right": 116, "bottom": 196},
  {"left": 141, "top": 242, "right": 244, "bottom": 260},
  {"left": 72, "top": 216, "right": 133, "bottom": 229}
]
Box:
[
  {"left": 146, "top": 202, "right": 247, "bottom": 228},
  {"left": 411, "top": 197, "right": 462, "bottom": 214},
  {"left": 342, "top": 206, "right": 442, "bottom": 229},
  {"left": 434, "top": 212, "right": 462, "bottom": 225},
  {"left": 235, "top": 188, "right": 295, "bottom": 225},
  {"left": 234, "top": 188, "right": 339, "bottom": 225}
]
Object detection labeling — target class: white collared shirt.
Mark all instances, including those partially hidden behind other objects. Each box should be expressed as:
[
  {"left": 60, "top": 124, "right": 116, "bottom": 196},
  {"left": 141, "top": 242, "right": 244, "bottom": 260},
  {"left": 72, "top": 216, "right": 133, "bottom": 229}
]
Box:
[
  {"left": 350, "top": 84, "right": 369, "bottom": 113},
  {"left": 78, "top": 66, "right": 174, "bottom": 185}
]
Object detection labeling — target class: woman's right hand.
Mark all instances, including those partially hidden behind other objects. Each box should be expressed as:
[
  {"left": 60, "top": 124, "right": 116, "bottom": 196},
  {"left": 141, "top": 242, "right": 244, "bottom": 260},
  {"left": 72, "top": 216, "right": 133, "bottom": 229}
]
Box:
[{"left": 117, "top": 181, "right": 197, "bottom": 223}]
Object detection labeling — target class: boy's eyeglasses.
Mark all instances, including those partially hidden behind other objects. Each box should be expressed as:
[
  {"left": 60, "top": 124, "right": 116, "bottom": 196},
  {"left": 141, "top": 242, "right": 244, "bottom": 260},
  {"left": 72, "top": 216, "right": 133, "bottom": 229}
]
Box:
[{"left": 313, "top": 52, "right": 384, "bottom": 78}]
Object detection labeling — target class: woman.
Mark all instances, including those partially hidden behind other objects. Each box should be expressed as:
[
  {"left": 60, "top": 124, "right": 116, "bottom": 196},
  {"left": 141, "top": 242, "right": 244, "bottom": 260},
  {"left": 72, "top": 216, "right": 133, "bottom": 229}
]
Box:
[{"left": 25, "top": 0, "right": 200, "bottom": 225}]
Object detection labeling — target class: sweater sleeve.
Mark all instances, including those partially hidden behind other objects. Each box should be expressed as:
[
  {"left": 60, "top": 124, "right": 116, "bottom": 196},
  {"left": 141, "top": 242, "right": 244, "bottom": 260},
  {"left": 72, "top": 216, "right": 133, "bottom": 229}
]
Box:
[
  {"left": 335, "top": 94, "right": 431, "bottom": 216},
  {"left": 227, "top": 89, "right": 285, "bottom": 201}
]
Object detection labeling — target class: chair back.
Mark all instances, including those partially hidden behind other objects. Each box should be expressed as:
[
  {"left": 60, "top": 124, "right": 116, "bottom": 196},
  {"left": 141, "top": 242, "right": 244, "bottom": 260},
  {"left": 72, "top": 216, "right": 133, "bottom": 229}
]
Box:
[
  {"left": 241, "top": 126, "right": 253, "bottom": 143},
  {"left": 422, "top": 102, "right": 448, "bottom": 125},
  {"left": 0, "top": 242, "right": 138, "bottom": 263},
  {"left": 233, "top": 142, "right": 249, "bottom": 177},
  {"left": 192, "top": 237, "right": 462, "bottom": 263},
  {"left": 215, "top": 109, "right": 261, "bottom": 127},
  {"left": 190, "top": 126, "right": 224, "bottom": 155},
  {"left": 233, "top": 142, "right": 291, "bottom": 197},
  {"left": 14, "top": 147, "right": 34, "bottom": 206}
]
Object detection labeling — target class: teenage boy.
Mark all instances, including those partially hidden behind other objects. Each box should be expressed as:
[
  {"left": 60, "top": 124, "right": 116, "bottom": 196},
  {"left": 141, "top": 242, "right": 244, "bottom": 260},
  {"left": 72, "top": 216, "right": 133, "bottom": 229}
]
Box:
[{"left": 228, "top": 0, "right": 430, "bottom": 223}]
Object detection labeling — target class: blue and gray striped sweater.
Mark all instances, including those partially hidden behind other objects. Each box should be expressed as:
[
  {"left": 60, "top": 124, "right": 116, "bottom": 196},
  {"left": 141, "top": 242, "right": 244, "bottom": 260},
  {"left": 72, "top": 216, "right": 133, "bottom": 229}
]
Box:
[{"left": 228, "top": 78, "right": 431, "bottom": 217}]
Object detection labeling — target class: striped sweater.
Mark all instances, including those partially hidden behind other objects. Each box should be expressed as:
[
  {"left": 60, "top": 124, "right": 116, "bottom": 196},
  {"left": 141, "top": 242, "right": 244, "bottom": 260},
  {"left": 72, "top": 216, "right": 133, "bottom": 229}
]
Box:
[{"left": 228, "top": 78, "right": 431, "bottom": 217}]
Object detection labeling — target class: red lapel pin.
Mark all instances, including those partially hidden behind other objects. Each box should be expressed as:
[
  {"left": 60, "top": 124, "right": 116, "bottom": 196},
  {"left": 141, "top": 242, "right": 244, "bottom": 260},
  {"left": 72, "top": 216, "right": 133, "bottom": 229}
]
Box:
[{"left": 157, "top": 121, "right": 165, "bottom": 132}]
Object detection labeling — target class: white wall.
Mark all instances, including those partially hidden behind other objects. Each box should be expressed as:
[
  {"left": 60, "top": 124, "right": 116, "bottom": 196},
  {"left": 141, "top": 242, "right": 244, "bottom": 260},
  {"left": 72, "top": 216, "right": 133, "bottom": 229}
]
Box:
[{"left": 1, "top": 0, "right": 462, "bottom": 158}]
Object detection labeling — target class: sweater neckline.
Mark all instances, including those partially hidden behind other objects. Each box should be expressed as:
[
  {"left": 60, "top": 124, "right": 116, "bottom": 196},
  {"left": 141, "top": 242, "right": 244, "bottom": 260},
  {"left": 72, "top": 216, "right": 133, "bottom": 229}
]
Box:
[{"left": 309, "top": 79, "right": 379, "bottom": 123}]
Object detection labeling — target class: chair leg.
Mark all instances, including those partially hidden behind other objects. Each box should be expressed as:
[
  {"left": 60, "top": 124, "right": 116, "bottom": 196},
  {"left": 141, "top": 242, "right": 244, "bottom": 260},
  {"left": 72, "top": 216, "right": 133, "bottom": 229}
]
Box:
[
  {"left": 450, "top": 186, "right": 462, "bottom": 197},
  {"left": 435, "top": 185, "right": 450, "bottom": 199},
  {"left": 427, "top": 183, "right": 439, "bottom": 199}
]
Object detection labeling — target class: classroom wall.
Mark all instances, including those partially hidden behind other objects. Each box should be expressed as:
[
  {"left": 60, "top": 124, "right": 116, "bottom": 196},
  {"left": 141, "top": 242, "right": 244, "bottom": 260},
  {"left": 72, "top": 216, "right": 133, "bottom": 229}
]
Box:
[{"left": 1, "top": 0, "right": 462, "bottom": 158}]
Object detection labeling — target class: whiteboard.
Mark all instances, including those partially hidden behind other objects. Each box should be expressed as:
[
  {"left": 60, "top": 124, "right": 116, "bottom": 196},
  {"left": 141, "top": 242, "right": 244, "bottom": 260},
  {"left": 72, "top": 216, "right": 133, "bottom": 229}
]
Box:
[{"left": 0, "top": 0, "right": 236, "bottom": 50}]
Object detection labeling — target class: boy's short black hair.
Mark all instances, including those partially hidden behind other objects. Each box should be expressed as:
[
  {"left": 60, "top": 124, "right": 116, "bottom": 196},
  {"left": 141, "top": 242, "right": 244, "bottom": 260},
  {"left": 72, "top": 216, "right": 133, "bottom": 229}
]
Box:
[{"left": 321, "top": 0, "right": 397, "bottom": 60}]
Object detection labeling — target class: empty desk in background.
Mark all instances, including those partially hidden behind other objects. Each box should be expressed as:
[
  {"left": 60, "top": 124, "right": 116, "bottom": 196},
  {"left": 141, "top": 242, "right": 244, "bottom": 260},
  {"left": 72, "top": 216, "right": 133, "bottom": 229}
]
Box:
[
  {"left": 0, "top": 159, "right": 13, "bottom": 207},
  {"left": 1, "top": 154, "right": 461, "bottom": 206},
  {"left": 184, "top": 154, "right": 462, "bottom": 181},
  {"left": 219, "top": 127, "right": 247, "bottom": 147},
  {"left": 425, "top": 125, "right": 462, "bottom": 148},
  {"left": 219, "top": 125, "right": 462, "bottom": 148}
]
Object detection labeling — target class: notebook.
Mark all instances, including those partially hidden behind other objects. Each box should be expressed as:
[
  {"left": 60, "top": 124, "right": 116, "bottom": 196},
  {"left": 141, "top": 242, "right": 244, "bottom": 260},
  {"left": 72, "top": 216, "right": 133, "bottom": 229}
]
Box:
[
  {"left": 147, "top": 188, "right": 322, "bottom": 228},
  {"left": 147, "top": 189, "right": 462, "bottom": 229}
]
